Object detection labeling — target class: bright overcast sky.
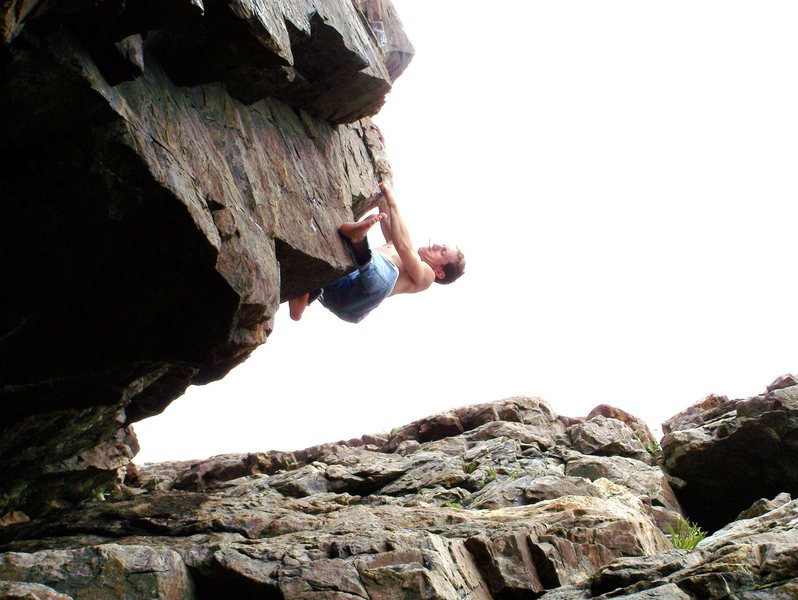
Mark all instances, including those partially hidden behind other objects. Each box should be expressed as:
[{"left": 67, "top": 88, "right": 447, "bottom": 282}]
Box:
[{"left": 135, "top": 0, "right": 798, "bottom": 464}]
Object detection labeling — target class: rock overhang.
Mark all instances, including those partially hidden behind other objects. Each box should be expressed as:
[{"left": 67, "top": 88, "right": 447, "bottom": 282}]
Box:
[{"left": 0, "top": 0, "right": 413, "bottom": 515}]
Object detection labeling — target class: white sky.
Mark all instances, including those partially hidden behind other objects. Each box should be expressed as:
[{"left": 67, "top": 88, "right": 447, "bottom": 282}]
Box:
[{"left": 134, "top": 0, "right": 798, "bottom": 464}]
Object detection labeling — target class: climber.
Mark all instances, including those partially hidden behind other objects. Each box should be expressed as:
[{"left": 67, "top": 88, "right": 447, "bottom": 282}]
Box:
[{"left": 288, "top": 182, "right": 465, "bottom": 322}]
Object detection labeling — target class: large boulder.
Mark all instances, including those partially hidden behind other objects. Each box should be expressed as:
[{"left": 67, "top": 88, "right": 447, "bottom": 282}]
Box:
[
  {"left": 0, "top": 0, "right": 412, "bottom": 516},
  {"left": 661, "top": 374, "right": 798, "bottom": 531}
]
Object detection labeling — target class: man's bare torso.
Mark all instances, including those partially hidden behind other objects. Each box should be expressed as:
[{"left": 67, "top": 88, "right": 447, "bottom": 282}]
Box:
[{"left": 376, "top": 243, "right": 434, "bottom": 296}]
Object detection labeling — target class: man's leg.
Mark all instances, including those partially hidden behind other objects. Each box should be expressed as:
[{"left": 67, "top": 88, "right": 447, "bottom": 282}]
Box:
[
  {"left": 339, "top": 212, "right": 386, "bottom": 264},
  {"left": 288, "top": 213, "right": 385, "bottom": 321},
  {"left": 289, "top": 292, "right": 310, "bottom": 321}
]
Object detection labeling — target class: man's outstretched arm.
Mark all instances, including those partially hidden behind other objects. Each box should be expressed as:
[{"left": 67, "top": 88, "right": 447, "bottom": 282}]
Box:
[
  {"left": 379, "top": 182, "right": 435, "bottom": 291},
  {"left": 377, "top": 192, "right": 393, "bottom": 243}
]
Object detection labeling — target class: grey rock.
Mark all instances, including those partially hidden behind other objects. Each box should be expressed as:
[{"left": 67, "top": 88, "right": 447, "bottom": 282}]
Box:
[
  {"left": 565, "top": 455, "right": 682, "bottom": 518},
  {"left": 269, "top": 465, "right": 331, "bottom": 498},
  {"left": 609, "top": 583, "right": 692, "bottom": 599},
  {"left": 0, "top": 544, "right": 195, "bottom": 599},
  {"left": 0, "top": 397, "right": 679, "bottom": 599},
  {"left": 468, "top": 475, "right": 601, "bottom": 510},
  {"left": 586, "top": 405, "right": 659, "bottom": 451},
  {"left": 3, "top": 383, "right": 797, "bottom": 598},
  {"left": 574, "top": 496, "right": 798, "bottom": 599},
  {"left": 0, "top": 581, "right": 73, "bottom": 600},
  {"left": 567, "top": 416, "right": 652, "bottom": 464},
  {"left": 662, "top": 375, "right": 798, "bottom": 531},
  {"left": 736, "top": 492, "right": 792, "bottom": 521}
]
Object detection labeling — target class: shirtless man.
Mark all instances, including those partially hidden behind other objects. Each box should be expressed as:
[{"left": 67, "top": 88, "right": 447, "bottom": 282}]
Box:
[{"left": 289, "top": 182, "right": 465, "bottom": 322}]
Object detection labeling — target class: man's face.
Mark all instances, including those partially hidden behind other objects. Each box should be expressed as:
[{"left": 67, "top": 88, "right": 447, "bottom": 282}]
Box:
[{"left": 419, "top": 243, "right": 456, "bottom": 270}]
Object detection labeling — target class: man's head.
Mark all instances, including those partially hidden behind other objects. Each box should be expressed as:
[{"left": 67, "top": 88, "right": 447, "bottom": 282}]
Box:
[{"left": 418, "top": 243, "right": 466, "bottom": 284}]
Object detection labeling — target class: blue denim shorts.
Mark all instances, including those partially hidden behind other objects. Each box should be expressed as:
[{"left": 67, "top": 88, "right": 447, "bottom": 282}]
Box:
[{"left": 319, "top": 250, "right": 399, "bottom": 323}]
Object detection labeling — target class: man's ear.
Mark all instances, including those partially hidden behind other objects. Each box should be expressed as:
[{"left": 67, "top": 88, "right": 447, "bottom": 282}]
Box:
[{"left": 434, "top": 267, "right": 445, "bottom": 280}]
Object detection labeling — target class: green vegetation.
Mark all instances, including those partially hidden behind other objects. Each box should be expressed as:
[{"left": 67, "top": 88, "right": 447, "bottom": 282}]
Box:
[
  {"left": 644, "top": 440, "right": 662, "bottom": 455},
  {"left": 486, "top": 467, "right": 499, "bottom": 481},
  {"left": 280, "top": 458, "right": 300, "bottom": 472},
  {"left": 445, "top": 501, "right": 463, "bottom": 510},
  {"left": 668, "top": 519, "right": 706, "bottom": 550},
  {"left": 143, "top": 475, "right": 164, "bottom": 491},
  {"left": 462, "top": 461, "right": 478, "bottom": 474},
  {"left": 90, "top": 486, "right": 108, "bottom": 502}
]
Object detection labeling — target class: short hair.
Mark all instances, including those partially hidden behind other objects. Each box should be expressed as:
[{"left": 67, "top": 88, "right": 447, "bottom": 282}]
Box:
[{"left": 436, "top": 247, "right": 465, "bottom": 285}]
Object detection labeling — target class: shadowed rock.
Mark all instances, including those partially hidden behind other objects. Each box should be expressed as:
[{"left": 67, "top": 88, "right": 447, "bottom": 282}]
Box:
[
  {"left": 544, "top": 494, "right": 798, "bottom": 599},
  {"left": 661, "top": 374, "right": 798, "bottom": 532},
  {"left": 1, "top": 0, "right": 412, "bottom": 516}
]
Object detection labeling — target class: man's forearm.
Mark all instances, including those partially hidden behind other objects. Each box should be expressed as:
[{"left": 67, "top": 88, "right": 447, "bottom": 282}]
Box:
[
  {"left": 378, "top": 182, "right": 435, "bottom": 289},
  {"left": 387, "top": 198, "right": 413, "bottom": 253},
  {"left": 380, "top": 184, "right": 413, "bottom": 252},
  {"left": 377, "top": 196, "right": 393, "bottom": 242}
]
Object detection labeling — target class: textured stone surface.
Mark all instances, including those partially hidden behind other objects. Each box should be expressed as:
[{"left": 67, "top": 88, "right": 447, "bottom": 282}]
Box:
[
  {"left": 661, "top": 374, "right": 798, "bottom": 531},
  {"left": 2, "top": 0, "right": 414, "bottom": 120},
  {"left": 545, "top": 495, "right": 798, "bottom": 599},
  {"left": 1, "top": 0, "right": 411, "bottom": 517},
  {"left": 3, "top": 390, "right": 798, "bottom": 598},
  {"left": 0, "top": 580, "right": 73, "bottom": 599},
  {"left": 0, "top": 397, "right": 677, "bottom": 599},
  {"left": 0, "top": 544, "right": 195, "bottom": 599}
]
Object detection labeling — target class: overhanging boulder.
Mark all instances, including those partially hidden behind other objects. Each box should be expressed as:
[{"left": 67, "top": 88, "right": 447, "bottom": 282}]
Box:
[{"left": 0, "top": 0, "right": 413, "bottom": 515}]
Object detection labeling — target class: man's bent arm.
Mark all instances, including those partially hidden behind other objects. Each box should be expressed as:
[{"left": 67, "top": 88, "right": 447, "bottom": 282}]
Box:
[
  {"left": 377, "top": 194, "right": 393, "bottom": 243},
  {"left": 379, "top": 182, "right": 435, "bottom": 289}
]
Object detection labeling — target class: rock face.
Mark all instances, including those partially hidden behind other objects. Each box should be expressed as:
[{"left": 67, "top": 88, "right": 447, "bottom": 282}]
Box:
[
  {"left": 2, "top": 382, "right": 798, "bottom": 598},
  {"left": 0, "top": 388, "right": 798, "bottom": 600},
  {"left": 1, "top": 397, "right": 678, "bottom": 599},
  {"left": 661, "top": 374, "right": 798, "bottom": 532},
  {"left": 541, "top": 492, "right": 798, "bottom": 599},
  {"left": 1, "top": 0, "right": 412, "bottom": 516}
]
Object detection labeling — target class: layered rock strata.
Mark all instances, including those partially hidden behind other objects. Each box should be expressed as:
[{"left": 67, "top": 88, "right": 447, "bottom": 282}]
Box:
[
  {"left": 1, "top": 0, "right": 412, "bottom": 516},
  {"left": 2, "top": 380, "right": 798, "bottom": 598},
  {"left": 0, "top": 397, "right": 679, "bottom": 598},
  {"left": 661, "top": 374, "right": 798, "bottom": 531},
  {"left": 540, "top": 492, "right": 798, "bottom": 599}
]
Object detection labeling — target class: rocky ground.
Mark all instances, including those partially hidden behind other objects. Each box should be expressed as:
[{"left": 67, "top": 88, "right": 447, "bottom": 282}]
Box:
[{"left": 1, "top": 377, "right": 796, "bottom": 599}]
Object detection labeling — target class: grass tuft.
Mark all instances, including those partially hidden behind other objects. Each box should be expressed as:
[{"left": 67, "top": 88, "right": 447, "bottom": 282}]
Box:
[{"left": 668, "top": 518, "right": 706, "bottom": 550}]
